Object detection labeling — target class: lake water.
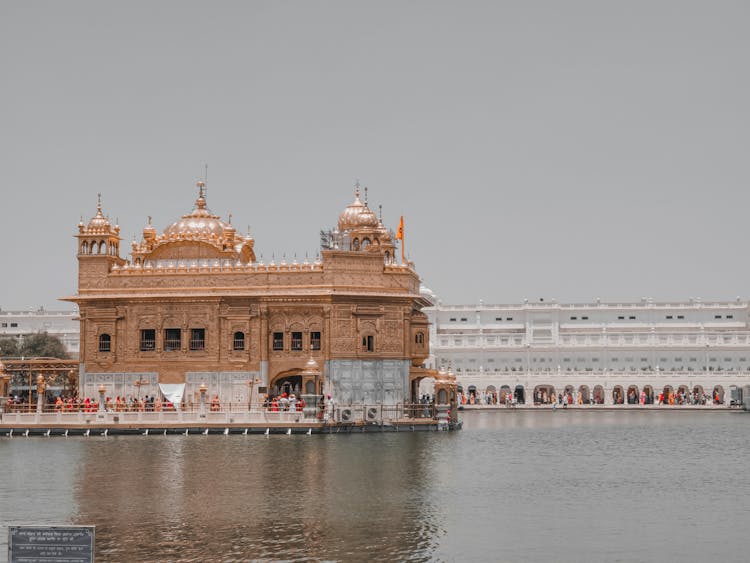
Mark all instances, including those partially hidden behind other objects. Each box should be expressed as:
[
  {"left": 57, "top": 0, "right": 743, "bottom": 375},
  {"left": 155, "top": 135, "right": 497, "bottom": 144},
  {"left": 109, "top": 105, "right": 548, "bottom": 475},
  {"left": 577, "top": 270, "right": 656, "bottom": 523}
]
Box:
[{"left": 1, "top": 410, "right": 749, "bottom": 562}]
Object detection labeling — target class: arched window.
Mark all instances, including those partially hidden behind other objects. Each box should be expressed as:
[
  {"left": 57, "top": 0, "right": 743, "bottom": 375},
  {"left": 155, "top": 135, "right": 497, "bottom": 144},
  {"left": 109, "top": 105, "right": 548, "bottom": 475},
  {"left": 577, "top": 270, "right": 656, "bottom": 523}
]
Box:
[
  {"left": 415, "top": 332, "right": 425, "bottom": 345},
  {"left": 352, "top": 238, "right": 360, "bottom": 251},
  {"left": 99, "top": 333, "right": 111, "bottom": 352},
  {"left": 81, "top": 241, "right": 89, "bottom": 254},
  {"left": 233, "top": 331, "right": 245, "bottom": 351},
  {"left": 361, "top": 238, "right": 370, "bottom": 250}
]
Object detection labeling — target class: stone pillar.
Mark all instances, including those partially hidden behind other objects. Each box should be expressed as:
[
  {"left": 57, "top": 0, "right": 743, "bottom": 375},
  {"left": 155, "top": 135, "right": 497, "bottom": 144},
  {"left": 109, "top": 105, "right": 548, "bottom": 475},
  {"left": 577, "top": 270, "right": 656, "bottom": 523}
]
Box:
[
  {"left": 603, "top": 385, "right": 613, "bottom": 406},
  {"left": 199, "top": 383, "right": 208, "bottom": 417}
]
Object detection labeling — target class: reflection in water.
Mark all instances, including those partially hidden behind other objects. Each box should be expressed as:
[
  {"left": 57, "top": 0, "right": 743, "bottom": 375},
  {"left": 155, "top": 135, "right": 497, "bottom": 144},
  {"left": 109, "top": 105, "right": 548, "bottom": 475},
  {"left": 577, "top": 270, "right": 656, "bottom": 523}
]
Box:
[
  {"left": 72, "top": 434, "right": 445, "bottom": 561},
  {"left": 1, "top": 412, "right": 749, "bottom": 562}
]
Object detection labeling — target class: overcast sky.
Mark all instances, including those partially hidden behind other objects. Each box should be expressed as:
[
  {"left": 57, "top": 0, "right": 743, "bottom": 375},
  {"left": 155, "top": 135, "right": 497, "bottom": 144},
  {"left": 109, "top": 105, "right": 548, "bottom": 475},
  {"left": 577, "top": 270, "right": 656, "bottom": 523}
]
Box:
[{"left": 1, "top": 1, "right": 748, "bottom": 310}]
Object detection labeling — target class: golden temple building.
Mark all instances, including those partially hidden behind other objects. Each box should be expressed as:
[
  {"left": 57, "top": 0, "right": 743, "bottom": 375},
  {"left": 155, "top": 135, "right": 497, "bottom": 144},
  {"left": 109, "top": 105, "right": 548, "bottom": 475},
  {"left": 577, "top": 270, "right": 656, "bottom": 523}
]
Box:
[{"left": 64, "top": 182, "right": 434, "bottom": 407}]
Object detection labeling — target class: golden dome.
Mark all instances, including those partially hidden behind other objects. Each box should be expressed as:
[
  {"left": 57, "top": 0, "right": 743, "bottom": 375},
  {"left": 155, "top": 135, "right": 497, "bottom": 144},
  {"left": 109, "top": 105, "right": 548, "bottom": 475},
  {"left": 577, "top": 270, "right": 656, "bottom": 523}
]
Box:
[
  {"left": 163, "top": 182, "right": 232, "bottom": 238},
  {"left": 338, "top": 185, "right": 379, "bottom": 231},
  {"left": 87, "top": 194, "right": 112, "bottom": 232}
]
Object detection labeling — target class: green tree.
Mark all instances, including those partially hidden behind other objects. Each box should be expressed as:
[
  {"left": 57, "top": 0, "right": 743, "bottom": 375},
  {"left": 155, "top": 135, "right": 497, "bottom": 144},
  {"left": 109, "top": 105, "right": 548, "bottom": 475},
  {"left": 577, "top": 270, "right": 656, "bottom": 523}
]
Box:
[
  {"left": 19, "top": 332, "right": 69, "bottom": 359},
  {"left": 0, "top": 337, "right": 19, "bottom": 358}
]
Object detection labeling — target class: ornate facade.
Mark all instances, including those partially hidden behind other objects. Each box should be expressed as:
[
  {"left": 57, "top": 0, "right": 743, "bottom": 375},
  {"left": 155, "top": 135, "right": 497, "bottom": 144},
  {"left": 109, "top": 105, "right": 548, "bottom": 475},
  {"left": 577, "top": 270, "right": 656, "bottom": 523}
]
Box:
[{"left": 65, "top": 183, "right": 432, "bottom": 406}]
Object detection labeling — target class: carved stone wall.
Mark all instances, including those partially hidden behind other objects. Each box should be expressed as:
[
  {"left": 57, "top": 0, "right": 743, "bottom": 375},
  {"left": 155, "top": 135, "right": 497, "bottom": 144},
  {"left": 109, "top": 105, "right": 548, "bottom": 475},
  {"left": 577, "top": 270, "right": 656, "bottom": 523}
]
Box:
[{"left": 73, "top": 245, "right": 428, "bottom": 402}]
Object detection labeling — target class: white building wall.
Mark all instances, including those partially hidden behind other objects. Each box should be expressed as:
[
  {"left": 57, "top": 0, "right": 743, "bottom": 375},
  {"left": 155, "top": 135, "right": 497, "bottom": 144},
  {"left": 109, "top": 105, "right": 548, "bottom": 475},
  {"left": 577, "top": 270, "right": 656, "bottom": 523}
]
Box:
[
  {"left": 423, "top": 295, "right": 750, "bottom": 403},
  {"left": 0, "top": 308, "right": 79, "bottom": 356}
]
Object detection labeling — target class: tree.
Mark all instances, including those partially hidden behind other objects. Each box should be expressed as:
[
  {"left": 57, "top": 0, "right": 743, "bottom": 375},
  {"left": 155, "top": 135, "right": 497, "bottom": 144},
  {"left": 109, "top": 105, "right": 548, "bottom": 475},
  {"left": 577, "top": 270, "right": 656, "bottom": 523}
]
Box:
[
  {"left": 18, "top": 332, "right": 69, "bottom": 359},
  {"left": 0, "top": 337, "right": 19, "bottom": 358}
]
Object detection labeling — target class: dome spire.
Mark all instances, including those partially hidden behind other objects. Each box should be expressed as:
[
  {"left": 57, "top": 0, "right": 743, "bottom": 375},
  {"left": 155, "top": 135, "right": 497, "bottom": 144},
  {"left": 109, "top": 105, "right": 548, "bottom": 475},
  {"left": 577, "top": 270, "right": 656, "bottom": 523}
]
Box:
[
  {"left": 196, "top": 180, "right": 207, "bottom": 210},
  {"left": 355, "top": 179, "right": 360, "bottom": 199}
]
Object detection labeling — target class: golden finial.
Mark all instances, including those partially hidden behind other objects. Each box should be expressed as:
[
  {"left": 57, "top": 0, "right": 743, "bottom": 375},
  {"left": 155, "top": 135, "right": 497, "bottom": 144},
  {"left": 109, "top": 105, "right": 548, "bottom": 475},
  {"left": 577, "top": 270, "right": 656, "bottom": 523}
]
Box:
[
  {"left": 97, "top": 193, "right": 102, "bottom": 212},
  {"left": 355, "top": 179, "right": 360, "bottom": 199},
  {"left": 228, "top": 213, "right": 232, "bottom": 225},
  {"left": 364, "top": 186, "right": 368, "bottom": 205},
  {"left": 147, "top": 215, "right": 152, "bottom": 226}
]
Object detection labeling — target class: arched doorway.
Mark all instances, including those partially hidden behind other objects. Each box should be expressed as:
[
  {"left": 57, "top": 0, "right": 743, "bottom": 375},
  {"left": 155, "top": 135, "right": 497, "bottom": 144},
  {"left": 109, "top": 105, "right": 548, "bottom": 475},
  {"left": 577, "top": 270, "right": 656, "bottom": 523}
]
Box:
[
  {"left": 712, "top": 385, "right": 724, "bottom": 404},
  {"left": 485, "top": 385, "right": 497, "bottom": 405},
  {"left": 271, "top": 374, "right": 302, "bottom": 398},
  {"left": 675, "top": 384, "right": 689, "bottom": 405},
  {"left": 499, "top": 384, "right": 512, "bottom": 404},
  {"left": 593, "top": 385, "right": 604, "bottom": 405},
  {"left": 514, "top": 385, "right": 525, "bottom": 404},
  {"left": 467, "top": 385, "right": 477, "bottom": 404},
  {"left": 437, "top": 388, "right": 448, "bottom": 404},
  {"left": 533, "top": 384, "right": 556, "bottom": 405},
  {"left": 612, "top": 385, "right": 625, "bottom": 405},
  {"left": 578, "top": 385, "right": 590, "bottom": 405},
  {"left": 661, "top": 385, "right": 674, "bottom": 405},
  {"left": 643, "top": 385, "right": 654, "bottom": 405},
  {"left": 692, "top": 385, "right": 705, "bottom": 405},
  {"left": 627, "top": 385, "right": 639, "bottom": 405},
  {"left": 563, "top": 384, "right": 575, "bottom": 405}
]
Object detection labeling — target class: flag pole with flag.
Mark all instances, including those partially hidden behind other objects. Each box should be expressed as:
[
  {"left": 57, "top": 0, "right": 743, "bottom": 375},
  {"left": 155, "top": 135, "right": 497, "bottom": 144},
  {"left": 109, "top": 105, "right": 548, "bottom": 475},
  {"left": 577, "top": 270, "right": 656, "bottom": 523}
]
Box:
[{"left": 396, "top": 215, "right": 405, "bottom": 263}]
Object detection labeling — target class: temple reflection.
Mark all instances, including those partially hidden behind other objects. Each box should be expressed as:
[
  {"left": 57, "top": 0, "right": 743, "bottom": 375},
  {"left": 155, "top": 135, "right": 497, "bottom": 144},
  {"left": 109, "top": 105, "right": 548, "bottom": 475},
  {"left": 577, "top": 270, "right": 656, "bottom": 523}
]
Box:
[{"left": 72, "top": 434, "right": 445, "bottom": 560}]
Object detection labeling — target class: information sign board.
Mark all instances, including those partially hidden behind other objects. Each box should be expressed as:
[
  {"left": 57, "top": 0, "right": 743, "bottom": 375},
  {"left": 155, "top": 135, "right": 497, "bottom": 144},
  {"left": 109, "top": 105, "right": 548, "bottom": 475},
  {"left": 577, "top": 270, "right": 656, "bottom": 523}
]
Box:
[{"left": 8, "top": 525, "right": 94, "bottom": 563}]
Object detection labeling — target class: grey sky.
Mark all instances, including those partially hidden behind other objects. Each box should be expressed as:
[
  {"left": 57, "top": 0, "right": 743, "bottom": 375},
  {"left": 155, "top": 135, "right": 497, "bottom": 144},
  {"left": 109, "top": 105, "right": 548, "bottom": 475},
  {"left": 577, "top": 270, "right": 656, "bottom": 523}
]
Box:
[{"left": 1, "top": 1, "right": 748, "bottom": 309}]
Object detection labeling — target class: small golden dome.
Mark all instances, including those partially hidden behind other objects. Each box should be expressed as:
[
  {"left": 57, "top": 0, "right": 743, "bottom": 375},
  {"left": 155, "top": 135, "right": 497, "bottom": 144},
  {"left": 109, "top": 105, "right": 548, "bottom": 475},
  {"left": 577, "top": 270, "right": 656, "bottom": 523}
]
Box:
[
  {"left": 338, "top": 185, "right": 379, "bottom": 231},
  {"left": 87, "top": 193, "right": 111, "bottom": 231}
]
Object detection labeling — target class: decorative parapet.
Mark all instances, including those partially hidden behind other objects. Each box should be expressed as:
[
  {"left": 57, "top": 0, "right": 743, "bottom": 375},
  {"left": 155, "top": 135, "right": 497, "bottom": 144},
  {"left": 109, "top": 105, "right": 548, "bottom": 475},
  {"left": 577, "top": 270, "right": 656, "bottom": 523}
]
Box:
[{"left": 111, "top": 260, "right": 325, "bottom": 275}]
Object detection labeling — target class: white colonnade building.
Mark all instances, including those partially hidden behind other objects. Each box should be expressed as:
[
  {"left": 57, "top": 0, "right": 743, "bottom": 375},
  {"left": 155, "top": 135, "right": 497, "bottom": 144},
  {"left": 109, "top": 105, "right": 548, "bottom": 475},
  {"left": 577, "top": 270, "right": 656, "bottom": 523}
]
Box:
[{"left": 422, "top": 290, "right": 750, "bottom": 405}]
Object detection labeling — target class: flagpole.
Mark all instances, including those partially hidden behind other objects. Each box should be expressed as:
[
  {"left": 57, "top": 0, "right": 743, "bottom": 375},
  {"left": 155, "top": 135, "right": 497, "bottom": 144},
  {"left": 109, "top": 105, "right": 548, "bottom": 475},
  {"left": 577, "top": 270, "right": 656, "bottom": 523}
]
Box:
[{"left": 397, "top": 215, "right": 405, "bottom": 264}]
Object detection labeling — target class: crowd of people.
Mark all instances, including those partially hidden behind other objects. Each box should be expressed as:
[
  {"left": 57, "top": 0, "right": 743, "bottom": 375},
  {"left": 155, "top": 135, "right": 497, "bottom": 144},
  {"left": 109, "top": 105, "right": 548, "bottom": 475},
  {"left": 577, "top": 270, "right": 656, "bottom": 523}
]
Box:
[
  {"left": 47, "top": 395, "right": 175, "bottom": 412},
  {"left": 461, "top": 387, "right": 727, "bottom": 407}
]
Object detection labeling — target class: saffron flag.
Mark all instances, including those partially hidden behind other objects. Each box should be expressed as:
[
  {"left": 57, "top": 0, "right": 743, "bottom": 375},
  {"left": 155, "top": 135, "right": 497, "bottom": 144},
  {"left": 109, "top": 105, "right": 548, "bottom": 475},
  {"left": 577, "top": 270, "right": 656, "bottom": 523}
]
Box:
[{"left": 396, "top": 216, "right": 404, "bottom": 240}]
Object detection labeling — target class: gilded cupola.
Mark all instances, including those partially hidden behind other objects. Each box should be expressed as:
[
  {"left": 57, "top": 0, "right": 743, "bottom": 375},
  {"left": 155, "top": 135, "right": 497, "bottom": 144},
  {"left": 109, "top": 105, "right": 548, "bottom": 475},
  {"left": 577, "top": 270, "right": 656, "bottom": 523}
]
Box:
[
  {"left": 86, "top": 194, "right": 112, "bottom": 233},
  {"left": 130, "top": 181, "right": 256, "bottom": 265},
  {"left": 75, "top": 194, "right": 123, "bottom": 261},
  {"left": 338, "top": 184, "right": 379, "bottom": 231},
  {"left": 324, "top": 182, "right": 397, "bottom": 262}
]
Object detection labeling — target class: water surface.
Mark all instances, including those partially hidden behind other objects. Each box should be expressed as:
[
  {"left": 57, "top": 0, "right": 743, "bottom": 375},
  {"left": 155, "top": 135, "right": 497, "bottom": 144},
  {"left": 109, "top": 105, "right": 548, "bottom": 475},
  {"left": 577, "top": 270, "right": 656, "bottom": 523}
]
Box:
[{"left": 1, "top": 410, "right": 748, "bottom": 562}]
